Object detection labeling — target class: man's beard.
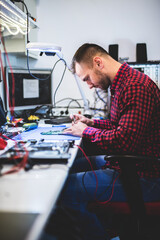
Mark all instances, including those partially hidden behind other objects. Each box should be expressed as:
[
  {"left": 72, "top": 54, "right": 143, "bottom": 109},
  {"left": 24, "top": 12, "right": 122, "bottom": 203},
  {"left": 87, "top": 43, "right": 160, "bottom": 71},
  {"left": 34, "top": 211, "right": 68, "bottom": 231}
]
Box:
[{"left": 94, "top": 69, "right": 111, "bottom": 90}]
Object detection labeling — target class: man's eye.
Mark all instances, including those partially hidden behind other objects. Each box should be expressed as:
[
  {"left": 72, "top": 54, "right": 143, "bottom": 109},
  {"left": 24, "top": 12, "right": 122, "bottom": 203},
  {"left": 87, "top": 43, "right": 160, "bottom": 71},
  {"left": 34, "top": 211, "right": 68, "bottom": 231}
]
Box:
[{"left": 84, "top": 77, "right": 89, "bottom": 82}]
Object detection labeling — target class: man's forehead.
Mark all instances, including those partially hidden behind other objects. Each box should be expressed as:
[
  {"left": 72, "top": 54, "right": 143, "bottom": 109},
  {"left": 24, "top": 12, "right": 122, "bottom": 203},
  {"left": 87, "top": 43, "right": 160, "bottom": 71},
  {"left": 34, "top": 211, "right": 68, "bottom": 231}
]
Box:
[
  {"left": 75, "top": 62, "right": 85, "bottom": 76},
  {"left": 75, "top": 62, "right": 90, "bottom": 77}
]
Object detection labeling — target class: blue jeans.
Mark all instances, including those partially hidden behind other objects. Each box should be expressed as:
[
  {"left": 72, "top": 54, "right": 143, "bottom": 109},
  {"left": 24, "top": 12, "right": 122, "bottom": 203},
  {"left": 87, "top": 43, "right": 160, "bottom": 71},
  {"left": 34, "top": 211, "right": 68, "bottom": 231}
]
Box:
[{"left": 59, "top": 155, "right": 160, "bottom": 240}]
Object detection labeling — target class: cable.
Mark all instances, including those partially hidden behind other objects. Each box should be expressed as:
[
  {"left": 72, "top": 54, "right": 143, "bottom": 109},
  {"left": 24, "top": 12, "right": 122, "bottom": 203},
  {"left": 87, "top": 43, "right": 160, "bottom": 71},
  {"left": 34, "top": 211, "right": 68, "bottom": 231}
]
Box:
[
  {"left": 27, "top": 56, "right": 67, "bottom": 108},
  {"left": 55, "top": 97, "right": 84, "bottom": 105},
  {"left": 0, "top": 138, "right": 29, "bottom": 176},
  {"left": 12, "top": 1, "right": 53, "bottom": 81},
  {"left": 75, "top": 145, "right": 98, "bottom": 200},
  {"left": 66, "top": 99, "right": 82, "bottom": 113},
  {"left": 75, "top": 144, "right": 120, "bottom": 204},
  {"left": 0, "top": 33, "right": 15, "bottom": 119},
  {"left": 0, "top": 49, "right": 11, "bottom": 108},
  {"left": 53, "top": 60, "right": 67, "bottom": 107},
  {"left": 82, "top": 170, "right": 117, "bottom": 199},
  {"left": 55, "top": 97, "right": 86, "bottom": 112},
  {"left": 97, "top": 173, "right": 120, "bottom": 205},
  {"left": 95, "top": 89, "right": 107, "bottom": 104},
  {"left": 12, "top": 0, "right": 30, "bottom": 43},
  {"left": 20, "top": 1, "right": 29, "bottom": 43},
  {"left": 27, "top": 50, "right": 62, "bottom": 80}
]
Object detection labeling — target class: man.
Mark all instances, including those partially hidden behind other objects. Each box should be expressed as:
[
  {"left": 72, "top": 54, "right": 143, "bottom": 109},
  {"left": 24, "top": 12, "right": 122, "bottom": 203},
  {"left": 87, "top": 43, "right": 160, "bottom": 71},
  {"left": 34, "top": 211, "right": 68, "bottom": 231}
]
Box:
[
  {"left": 64, "top": 43, "right": 160, "bottom": 159},
  {"left": 60, "top": 43, "right": 160, "bottom": 239}
]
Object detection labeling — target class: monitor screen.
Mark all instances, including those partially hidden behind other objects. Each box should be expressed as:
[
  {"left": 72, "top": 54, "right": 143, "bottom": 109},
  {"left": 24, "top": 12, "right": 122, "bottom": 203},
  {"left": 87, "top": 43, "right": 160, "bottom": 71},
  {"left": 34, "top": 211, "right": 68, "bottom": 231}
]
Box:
[
  {"left": 4, "top": 67, "right": 52, "bottom": 113},
  {"left": 128, "top": 62, "right": 160, "bottom": 88}
]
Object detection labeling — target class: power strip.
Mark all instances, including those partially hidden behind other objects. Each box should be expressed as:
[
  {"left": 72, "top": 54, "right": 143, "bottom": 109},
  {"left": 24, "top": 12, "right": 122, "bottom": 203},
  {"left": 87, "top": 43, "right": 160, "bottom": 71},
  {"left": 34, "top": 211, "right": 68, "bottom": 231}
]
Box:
[{"left": 51, "top": 107, "right": 83, "bottom": 117}]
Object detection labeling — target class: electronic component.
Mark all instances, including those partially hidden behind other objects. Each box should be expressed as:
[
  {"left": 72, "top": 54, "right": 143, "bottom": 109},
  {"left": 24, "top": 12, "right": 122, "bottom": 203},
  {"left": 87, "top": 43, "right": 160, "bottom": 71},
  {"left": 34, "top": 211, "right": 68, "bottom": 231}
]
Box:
[
  {"left": 1, "top": 127, "right": 24, "bottom": 139},
  {"left": 4, "top": 68, "right": 52, "bottom": 115},
  {"left": 129, "top": 62, "right": 160, "bottom": 88},
  {"left": 29, "top": 139, "right": 72, "bottom": 164},
  {"left": 0, "top": 139, "right": 74, "bottom": 166}
]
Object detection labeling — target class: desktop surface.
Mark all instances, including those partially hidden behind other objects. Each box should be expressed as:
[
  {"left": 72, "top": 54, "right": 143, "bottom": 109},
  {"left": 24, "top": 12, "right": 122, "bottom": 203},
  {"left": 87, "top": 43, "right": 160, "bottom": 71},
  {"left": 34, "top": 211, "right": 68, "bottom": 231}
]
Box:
[
  {"left": 12, "top": 125, "right": 79, "bottom": 141},
  {"left": 0, "top": 123, "right": 81, "bottom": 240}
]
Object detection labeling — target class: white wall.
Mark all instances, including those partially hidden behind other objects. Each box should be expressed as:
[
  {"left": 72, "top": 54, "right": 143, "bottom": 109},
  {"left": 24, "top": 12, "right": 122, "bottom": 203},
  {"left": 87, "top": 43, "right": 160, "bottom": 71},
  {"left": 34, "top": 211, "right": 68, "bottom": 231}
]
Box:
[
  {"left": 5, "top": 0, "right": 160, "bottom": 107},
  {"left": 35, "top": 0, "right": 160, "bottom": 61}
]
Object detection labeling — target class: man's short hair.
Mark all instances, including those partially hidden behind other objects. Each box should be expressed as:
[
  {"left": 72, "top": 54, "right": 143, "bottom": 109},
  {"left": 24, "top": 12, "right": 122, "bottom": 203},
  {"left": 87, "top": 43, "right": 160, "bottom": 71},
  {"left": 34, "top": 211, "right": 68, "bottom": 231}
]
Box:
[{"left": 71, "top": 43, "right": 109, "bottom": 73}]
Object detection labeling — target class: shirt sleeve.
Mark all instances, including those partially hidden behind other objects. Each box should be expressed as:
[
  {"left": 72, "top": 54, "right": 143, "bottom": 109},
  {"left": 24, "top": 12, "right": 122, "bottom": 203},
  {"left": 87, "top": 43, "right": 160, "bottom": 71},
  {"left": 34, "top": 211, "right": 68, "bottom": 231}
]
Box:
[
  {"left": 82, "top": 84, "right": 154, "bottom": 154},
  {"left": 93, "top": 119, "right": 113, "bottom": 130}
]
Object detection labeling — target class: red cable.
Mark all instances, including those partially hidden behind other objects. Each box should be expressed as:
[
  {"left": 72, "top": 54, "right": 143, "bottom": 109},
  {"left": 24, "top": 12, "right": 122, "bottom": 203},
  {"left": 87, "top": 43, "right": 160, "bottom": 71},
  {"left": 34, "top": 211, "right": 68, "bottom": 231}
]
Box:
[
  {"left": 96, "top": 173, "right": 120, "bottom": 205},
  {"left": 0, "top": 50, "right": 12, "bottom": 113},
  {"left": 0, "top": 33, "right": 15, "bottom": 118},
  {"left": 1, "top": 143, "right": 29, "bottom": 176},
  {"left": 75, "top": 144, "right": 120, "bottom": 204},
  {"left": 0, "top": 134, "right": 28, "bottom": 175},
  {"left": 0, "top": 34, "right": 28, "bottom": 175},
  {"left": 75, "top": 144, "right": 98, "bottom": 200}
]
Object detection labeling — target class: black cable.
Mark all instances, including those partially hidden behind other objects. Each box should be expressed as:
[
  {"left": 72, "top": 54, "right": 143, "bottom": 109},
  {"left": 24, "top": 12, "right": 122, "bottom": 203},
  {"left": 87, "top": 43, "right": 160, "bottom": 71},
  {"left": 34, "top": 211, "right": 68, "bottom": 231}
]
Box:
[
  {"left": 21, "top": 1, "right": 29, "bottom": 43},
  {"left": 12, "top": 0, "right": 30, "bottom": 43},
  {"left": 82, "top": 169, "right": 116, "bottom": 200},
  {"left": 14, "top": 1, "right": 57, "bottom": 82},
  {"left": 12, "top": 1, "right": 56, "bottom": 82},
  {"left": 66, "top": 99, "right": 82, "bottom": 110},
  {"left": 27, "top": 50, "right": 63, "bottom": 80},
  {"left": 53, "top": 60, "right": 67, "bottom": 107},
  {"left": 55, "top": 97, "right": 83, "bottom": 105}
]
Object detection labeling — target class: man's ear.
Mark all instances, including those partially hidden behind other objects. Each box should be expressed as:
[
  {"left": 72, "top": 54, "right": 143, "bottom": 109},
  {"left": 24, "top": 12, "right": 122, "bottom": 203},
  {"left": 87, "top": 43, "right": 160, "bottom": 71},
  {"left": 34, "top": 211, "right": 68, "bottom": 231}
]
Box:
[{"left": 93, "top": 56, "right": 103, "bottom": 69}]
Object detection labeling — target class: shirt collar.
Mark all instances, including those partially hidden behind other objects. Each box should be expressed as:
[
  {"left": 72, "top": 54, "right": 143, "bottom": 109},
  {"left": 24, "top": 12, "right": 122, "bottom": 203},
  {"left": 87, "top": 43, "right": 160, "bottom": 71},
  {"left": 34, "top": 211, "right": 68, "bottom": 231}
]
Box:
[{"left": 110, "top": 62, "right": 130, "bottom": 95}]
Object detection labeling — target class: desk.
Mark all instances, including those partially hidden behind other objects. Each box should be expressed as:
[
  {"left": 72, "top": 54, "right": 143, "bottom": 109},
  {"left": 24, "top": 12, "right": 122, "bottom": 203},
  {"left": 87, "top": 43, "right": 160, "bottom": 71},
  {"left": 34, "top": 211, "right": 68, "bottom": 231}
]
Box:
[{"left": 0, "top": 122, "right": 81, "bottom": 240}]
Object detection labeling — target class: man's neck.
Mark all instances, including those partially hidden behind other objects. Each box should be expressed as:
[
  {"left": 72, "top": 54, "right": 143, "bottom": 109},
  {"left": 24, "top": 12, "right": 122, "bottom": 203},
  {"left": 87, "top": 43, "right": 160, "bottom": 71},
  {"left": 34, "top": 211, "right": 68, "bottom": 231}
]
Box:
[{"left": 104, "top": 56, "right": 122, "bottom": 84}]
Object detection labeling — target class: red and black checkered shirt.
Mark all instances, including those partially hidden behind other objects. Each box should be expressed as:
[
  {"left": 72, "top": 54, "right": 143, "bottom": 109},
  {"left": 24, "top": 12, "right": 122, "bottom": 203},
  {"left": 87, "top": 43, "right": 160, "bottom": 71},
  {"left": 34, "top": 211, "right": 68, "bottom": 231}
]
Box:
[{"left": 83, "top": 63, "right": 160, "bottom": 178}]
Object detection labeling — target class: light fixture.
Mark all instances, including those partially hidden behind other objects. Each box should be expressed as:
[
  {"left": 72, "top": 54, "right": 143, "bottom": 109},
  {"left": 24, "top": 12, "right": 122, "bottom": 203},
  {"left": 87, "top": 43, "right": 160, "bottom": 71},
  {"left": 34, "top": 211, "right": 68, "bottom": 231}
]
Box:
[
  {"left": 26, "top": 42, "right": 90, "bottom": 114},
  {"left": 26, "top": 42, "right": 62, "bottom": 53},
  {"left": 0, "top": 0, "right": 37, "bottom": 36}
]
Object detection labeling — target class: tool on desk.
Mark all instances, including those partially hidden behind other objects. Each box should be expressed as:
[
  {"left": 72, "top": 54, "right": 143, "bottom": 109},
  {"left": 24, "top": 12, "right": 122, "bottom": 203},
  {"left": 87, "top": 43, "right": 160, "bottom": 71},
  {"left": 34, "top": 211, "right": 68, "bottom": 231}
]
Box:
[
  {"left": 73, "top": 115, "right": 76, "bottom": 124},
  {"left": 70, "top": 114, "right": 76, "bottom": 124},
  {"left": 7, "top": 117, "right": 24, "bottom": 127},
  {"left": 52, "top": 125, "right": 66, "bottom": 128},
  {"left": 40, "top": 128, "right": 68, "bottom": 135},
  {"left": 28, "top": 115, "right": 40, "bottom": 122},
  {"left": 23, "top": 123, "right": 38, "bottom": 131},
  {"left": 1, "top": 127, "right": 24, "bottom": 139}
]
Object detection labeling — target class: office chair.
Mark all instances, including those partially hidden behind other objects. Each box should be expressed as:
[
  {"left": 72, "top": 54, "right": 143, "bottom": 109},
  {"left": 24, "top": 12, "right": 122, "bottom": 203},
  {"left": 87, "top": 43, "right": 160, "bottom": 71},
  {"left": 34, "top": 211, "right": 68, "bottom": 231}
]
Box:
[{"left": 88, "top": 155, "right": 160, "bottom": 240}]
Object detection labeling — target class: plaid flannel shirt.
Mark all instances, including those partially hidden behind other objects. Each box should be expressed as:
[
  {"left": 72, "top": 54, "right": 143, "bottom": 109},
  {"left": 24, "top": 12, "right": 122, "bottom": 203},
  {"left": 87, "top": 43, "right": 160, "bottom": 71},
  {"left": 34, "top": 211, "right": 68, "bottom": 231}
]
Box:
[{"left": 83, "top": 63, "right": 160, "bottom": 178}]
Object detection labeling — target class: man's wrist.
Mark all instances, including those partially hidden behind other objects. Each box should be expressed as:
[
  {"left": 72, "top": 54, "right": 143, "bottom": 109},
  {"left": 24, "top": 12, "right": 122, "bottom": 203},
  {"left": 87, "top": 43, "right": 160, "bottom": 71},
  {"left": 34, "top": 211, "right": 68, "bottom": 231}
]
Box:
[{"left": 89, "top": 119, "right": 94, "bottom": 127}]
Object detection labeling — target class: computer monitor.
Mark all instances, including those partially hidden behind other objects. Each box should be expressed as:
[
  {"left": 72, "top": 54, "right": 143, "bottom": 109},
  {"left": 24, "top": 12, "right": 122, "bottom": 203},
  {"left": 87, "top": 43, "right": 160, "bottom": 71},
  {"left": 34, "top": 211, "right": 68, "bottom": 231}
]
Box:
[
  {"left": 128, "top": 62, "right": 160, "bottom": 88},
  {"left": 4, "top": 67, "right": 52, "bottom": 115}
]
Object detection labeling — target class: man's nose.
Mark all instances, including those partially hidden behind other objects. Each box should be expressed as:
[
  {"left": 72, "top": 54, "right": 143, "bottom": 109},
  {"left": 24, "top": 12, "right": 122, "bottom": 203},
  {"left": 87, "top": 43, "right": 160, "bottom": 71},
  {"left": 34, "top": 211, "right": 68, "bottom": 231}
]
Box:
[{"left": 87, "top": 81, "right": 94, "bottom": 89}]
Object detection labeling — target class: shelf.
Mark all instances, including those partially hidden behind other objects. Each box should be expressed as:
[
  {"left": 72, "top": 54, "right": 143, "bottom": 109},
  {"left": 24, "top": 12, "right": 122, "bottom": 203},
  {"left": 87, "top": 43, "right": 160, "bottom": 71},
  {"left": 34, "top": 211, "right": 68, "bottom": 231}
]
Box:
[
  {"left": 0, "top": 0, "right": 38, "bottom": 31},
  {"left": 0, "top": 0, "right": 38, "bottom": 59}
]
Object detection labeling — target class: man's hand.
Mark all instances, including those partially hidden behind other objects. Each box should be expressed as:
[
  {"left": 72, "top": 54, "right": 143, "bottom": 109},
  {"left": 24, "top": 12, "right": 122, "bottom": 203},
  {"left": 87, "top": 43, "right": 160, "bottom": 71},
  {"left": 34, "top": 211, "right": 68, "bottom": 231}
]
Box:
[
  {"left": 70, "top": 114, "right": 94, "bottom": 126},
  {"left": 63, "top": 121, "right": 88, "bottom": 137}
]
